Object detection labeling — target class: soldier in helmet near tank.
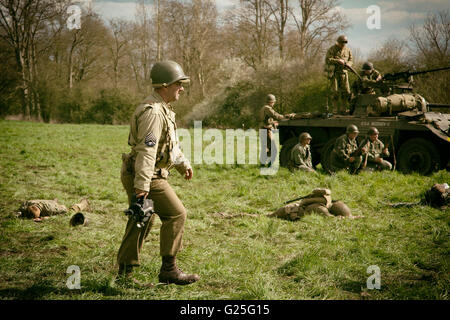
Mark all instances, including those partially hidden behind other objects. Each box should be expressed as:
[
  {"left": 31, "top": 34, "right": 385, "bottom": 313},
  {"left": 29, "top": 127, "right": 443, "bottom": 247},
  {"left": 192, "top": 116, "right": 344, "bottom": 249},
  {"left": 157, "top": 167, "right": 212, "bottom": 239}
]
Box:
[
  {"left": 360, "top": 127, "right": 392, "bottom": 171},
  {"left": 330, "top": 124, "right": 367, "bottom": 174},
  {"left": 116, "top": 60, "right": 199, "bottom": 286},
  {"left": 259, "top": 94, "right": 293, "bottom": 166},
  {"left": 289, "top": 132, "right": 315, "bottom": 172},
  {"left": 325, "top": 35, "right": 354, "bottom": 115},
  {"left": 352, "top": 62, "right": 383, "bottom": 95}
]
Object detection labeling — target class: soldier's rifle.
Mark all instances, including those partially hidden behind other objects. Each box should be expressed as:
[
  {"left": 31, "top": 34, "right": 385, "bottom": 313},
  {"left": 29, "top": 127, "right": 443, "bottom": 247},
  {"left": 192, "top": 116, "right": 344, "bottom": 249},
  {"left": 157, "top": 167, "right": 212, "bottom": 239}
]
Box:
[
  {"left": 284, "top": 195, "right": 309, "bottom": 205},
  {"left": 344, "top": 62, "right": 362, "bottom": 81},
  {"left": 382, "top": 66, "right": 450, "bottom": 82},
  {"left": 359, "top": 139, "right": 371, "bottom": 170}
]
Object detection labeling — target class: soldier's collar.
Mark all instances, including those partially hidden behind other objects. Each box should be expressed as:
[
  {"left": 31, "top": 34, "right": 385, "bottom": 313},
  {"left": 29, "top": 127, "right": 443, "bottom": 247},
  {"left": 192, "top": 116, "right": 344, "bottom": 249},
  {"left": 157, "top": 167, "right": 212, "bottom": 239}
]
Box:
[{"left": 147, "top": 92, "right": 174, "bottom": 112}]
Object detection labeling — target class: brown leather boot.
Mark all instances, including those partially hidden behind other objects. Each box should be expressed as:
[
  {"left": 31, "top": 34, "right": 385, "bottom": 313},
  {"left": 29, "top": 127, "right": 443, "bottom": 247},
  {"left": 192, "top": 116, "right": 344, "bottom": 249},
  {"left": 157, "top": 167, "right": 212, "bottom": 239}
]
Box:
[
  {"left": 158, "top": 256, "right": 200, "bottom": 285},
  {"left": 70, "top": 198, "right": 91, "bottom": 213},
  {"left": 116, "top": 264, "right": 133, "bottom": 281}
]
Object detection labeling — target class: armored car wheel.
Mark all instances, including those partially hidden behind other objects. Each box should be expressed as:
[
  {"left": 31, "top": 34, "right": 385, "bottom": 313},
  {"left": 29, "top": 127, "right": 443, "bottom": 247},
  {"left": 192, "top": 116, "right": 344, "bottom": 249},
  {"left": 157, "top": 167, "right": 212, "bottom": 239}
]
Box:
[
  {"left": 397, "top": 138, "right": 440, "bottom": 175},
  {"left": 320, "top": 138, "right": 337, "bottom": 174},
  {"left": 279, "top": 137, "right": 298, "bottom": 167}
]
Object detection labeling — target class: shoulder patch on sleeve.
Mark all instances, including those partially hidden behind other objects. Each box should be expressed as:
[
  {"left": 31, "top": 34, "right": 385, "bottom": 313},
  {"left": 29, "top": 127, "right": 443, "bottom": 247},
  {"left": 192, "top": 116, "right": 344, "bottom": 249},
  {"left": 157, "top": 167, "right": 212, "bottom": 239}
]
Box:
[{"left": 145, "top": 132, "right": 157, "bottom": 147}]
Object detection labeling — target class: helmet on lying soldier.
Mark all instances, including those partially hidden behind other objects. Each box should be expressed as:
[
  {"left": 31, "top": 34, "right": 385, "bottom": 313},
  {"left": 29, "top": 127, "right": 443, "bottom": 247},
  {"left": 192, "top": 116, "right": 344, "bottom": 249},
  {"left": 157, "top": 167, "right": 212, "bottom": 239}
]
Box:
[{"left": 329, "top": 201, "right": 351, "bottom": 217}]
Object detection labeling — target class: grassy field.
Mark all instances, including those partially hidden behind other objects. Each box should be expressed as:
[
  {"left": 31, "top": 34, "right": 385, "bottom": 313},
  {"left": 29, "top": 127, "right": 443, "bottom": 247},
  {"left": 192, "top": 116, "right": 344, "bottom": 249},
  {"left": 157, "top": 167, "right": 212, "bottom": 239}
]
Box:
[{"left": 0, "top": 120, "right": 448, "bottom": 300}]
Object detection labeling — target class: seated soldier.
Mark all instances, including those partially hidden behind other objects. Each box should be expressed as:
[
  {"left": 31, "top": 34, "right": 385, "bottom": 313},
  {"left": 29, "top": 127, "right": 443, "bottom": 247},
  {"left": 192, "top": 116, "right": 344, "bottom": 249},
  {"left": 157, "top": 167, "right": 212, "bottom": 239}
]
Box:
[
  {"left": 330, "top": 124, "right": 367, "bottom": 174},
  {"left": 268, "top": 188, "right": 362, "bottom": 220},
  {"left": 18, "top": 198, "right": 91, "bottom": 222},
  {"left": 289, "top": 132, "right": 315, "bottom": 172},
  {"left": 360, "top": 127, "right": 392, "bottom": 171}
]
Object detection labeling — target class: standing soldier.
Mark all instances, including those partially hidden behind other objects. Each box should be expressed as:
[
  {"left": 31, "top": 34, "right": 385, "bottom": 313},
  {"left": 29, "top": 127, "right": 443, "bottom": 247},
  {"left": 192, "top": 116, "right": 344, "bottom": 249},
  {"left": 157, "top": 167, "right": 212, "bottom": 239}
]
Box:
[
  {"left": 330, "top": 124, "right": 367, "bottom": 174},
  {"left": 259, "top": 94, "right": 289, "bottom": 166},
  {"left": 352, "top": 62, "right": 383, "bottom": 95},
  {"left": 325, "top": 35, "right": 354, "bottom": 115},
  {"left": 289, "top": 132, "right": 315, "bottom": 172},
  {"left": 117, "top": 60, "right": 199, "bottom": 286},
  {"left": 361, "top": 127, "right": 392, "bottom": 171}
]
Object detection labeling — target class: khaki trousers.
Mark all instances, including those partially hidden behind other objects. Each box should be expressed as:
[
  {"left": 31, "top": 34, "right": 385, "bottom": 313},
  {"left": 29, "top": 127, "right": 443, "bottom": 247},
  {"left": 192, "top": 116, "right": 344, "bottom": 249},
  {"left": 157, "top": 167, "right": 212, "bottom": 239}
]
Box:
[
  {"left": 331, "top": 72, "right": 351, "bottom": 113},
  {"left": 117, "top": 157, "right": 187, "bottom": 266}
]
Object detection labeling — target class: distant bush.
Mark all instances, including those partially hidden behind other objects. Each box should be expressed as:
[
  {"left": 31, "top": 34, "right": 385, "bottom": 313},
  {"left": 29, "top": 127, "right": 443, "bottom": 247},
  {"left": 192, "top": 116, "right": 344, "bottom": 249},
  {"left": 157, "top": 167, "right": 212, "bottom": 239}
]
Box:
[{"left": 86, "top": 89, "right": 138, "bottom": 125}]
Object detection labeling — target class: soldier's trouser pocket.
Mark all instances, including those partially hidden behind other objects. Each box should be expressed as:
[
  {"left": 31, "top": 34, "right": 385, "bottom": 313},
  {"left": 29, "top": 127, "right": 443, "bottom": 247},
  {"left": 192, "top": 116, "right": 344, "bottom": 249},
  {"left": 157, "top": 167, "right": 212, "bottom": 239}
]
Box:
[{"left": 121, "top": 153, "right": 135, "bottom": 205}]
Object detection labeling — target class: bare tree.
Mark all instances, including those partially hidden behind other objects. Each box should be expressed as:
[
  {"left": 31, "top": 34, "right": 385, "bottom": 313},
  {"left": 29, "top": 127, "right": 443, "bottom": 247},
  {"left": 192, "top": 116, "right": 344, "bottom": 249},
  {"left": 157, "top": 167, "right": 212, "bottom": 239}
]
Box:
[
  {"left": 410, "top": 10, "right": 450, "bottom": 68},
  {"left": 289, "top": 0, "right": 349, "bottom": 61},
  {"left": 107, "top": 18, "right": 129, "bottom": 88},
  {"left": 368, "top": 38, "right": 408, "bottom": 74},
  {"left": 0, "top": 0, "right": 64, "bottom": 119},
  {"left": 409, "top": 10, "right": 449, "bottom": 104},
  {"left": 225, "top": 0, "right": 275, "bottom": 70},
  {"left": 265, "top": 0, "right": 290, "bottom": 59},
  {"left": 163, "top": 0, "right": 219, "bottom": 98}
]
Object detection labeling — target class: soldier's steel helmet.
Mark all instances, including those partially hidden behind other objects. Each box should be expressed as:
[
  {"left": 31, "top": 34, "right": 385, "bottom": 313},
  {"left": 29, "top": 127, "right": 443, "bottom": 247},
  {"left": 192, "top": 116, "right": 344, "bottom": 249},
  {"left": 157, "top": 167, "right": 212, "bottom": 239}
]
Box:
[
  {"left": 69, "top": 212, "right": 88, "bottom": 227},
  {"left": 329, "top": 201, "right": 351, "bottom": 217},
  {"left": 368, "top": 127, "right": 379, "bottom": 135},
  {"left": 362, "top": 62, "right": 374, "bottom": 71},
  {"left": 346, "top": 124, "right": 359, "bottom": 134},
  {"left": 337, "top": 35, "right": 348, "bottom": 44},
  {"left": 266, "top": 94, "right": 276, "bottom": 103},
  {"left": 150, "top": 60, "right": 190, "bottom": 88},
  {"left": 299, "top": 132, "right": 312, "bottom": 142}
]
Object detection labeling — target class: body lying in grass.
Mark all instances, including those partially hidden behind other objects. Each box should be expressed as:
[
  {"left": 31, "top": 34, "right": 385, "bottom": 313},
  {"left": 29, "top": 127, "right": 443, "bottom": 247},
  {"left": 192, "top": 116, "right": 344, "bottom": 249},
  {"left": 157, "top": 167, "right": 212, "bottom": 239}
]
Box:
[{"left": 17, "top": 198, "right": 91, "bottom": 222}]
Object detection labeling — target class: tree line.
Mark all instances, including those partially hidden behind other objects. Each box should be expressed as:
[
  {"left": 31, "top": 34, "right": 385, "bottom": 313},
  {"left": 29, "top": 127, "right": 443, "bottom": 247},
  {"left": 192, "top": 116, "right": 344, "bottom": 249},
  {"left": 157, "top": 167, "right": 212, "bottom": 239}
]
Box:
[{"left": 0, "top": 0, "right": 448, "bottom": 127}]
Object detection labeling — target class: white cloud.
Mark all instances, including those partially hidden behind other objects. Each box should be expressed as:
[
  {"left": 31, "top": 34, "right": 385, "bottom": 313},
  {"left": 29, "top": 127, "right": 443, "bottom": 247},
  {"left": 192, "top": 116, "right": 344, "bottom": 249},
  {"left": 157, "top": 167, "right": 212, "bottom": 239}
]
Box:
[{"left": 92, "top": 1, "right": 151, "bottom": 21}]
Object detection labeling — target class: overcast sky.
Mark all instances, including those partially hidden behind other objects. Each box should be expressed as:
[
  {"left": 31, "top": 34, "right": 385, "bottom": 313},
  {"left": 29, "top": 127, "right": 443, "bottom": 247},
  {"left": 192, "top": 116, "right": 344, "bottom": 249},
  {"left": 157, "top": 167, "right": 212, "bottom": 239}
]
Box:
[{"left": 82, "top": 0, "right": 450, "bottom": 59}]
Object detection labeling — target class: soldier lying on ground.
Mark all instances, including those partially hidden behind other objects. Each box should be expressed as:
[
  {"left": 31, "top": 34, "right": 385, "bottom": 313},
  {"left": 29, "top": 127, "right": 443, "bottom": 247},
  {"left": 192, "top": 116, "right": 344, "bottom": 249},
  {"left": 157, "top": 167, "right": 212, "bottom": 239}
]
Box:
[
  {"left": 17, "top": 198, "right": 91, "bottom": 223},
  {"left": 267, "top": 188, "right": 363, "bottom": 221},
  {"left": 390, "top": 183, "right": 449, "bottom": 210}
]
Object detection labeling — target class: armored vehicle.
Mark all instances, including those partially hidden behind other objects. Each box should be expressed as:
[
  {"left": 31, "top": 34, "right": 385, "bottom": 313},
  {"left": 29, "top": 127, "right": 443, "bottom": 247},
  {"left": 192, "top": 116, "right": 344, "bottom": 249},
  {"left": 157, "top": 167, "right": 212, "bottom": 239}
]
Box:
[{"left": 278, "top": 67, "right": 450, "bottom": 175}]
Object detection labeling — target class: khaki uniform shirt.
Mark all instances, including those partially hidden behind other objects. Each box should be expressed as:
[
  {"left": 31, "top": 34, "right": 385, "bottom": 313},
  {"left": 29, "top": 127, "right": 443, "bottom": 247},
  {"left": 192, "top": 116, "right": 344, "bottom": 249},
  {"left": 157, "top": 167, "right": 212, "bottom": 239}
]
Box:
[
  {"left": 361, "top": 138, "right": 389, "bottom": 163},
  {"left": 290, "top": 143, "right": 313, "bottom": 169},
  {"left": 325, "top": 44, "right": 353, "bottom": 73},
  {"left": 355, "top": 69, "right": 382, "bottom": 94},
  {"left": 332, "top": 134, "right": 359, "bottom": 162},
  {"left": 259, "top": 105, "right": 285, "bottom": 129},
  {"left": 325, "top": 44, "right": 353, "bottom": 76},
  {"left": 19, "top": 200, "right": 68, "bottom": 217},
  {"left": 128, "top": 92, "right": 191, "bottom": 191}
]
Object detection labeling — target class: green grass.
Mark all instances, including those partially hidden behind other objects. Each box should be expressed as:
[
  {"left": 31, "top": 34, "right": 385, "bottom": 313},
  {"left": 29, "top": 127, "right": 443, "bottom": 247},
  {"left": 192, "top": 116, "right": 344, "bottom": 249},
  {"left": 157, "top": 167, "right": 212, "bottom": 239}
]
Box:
[{"left": 0, "top": 120, "right": 448, "bottom": 300}]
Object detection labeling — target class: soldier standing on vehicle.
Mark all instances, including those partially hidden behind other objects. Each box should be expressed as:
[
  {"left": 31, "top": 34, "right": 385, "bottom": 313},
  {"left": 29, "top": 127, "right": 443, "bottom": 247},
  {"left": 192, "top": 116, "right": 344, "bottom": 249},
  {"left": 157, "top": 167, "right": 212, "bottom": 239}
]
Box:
[
  {"left": 352, "top": 62, "right": 383, "bottom": 95},
  {"left": 116, "top": 60, "right": 199, "bottom": 286},
  {"left": 259, "top": 94, "right": 290, "bottom": 166},
  {"left": 330, "top": 124, "right": 367, "bottom": 174},
  {"left": 360, "top": 127, "right": 392, "bottom": 171},
  {"left": 289, "top": 132, "right": 315, "bottom": 172},
  {"left": 325, "top": 35, "right": 354, "bottom": 115}
]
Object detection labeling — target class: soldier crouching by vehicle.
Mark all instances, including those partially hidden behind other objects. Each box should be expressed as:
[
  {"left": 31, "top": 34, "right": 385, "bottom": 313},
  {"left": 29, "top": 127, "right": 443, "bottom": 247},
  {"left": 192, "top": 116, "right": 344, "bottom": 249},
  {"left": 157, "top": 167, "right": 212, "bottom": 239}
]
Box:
[
  {"left": 289, "top": 132, "right": 315, "bottom": 172},
  {"left": 360, "top": 127, "right": 392, "bottom": 172},
  {"left": 116, "top": 60, "right": 199, "bottom": 286},
  {"left": 330, "top": 124, "right": 367, "bottom": 174}
]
